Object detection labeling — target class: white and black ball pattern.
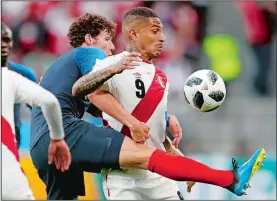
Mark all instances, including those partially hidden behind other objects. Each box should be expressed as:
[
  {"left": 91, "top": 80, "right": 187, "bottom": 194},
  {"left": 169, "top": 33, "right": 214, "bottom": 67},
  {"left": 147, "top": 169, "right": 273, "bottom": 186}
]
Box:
[{"left": 184, "top": 69, "right": 226, "bottom": 112}]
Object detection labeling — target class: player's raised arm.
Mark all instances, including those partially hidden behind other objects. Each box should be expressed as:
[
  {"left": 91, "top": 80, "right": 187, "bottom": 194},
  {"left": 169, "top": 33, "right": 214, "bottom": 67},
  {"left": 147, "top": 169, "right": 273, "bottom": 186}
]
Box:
[
  {"left": 72, "top": 52, "right": 141, "bottom": 97},
  {"left": 12, "top": 71, "right": 71, "bottom": 171}
]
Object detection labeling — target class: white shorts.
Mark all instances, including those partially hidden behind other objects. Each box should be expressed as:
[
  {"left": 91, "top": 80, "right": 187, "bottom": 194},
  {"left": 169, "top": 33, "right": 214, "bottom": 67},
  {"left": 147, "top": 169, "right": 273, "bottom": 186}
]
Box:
[
  {"left": 102, "top": 175, "right": 181, "bottom": 200},
  {"left": 2, "top": 144, "right": 35, "bottom": 200}
]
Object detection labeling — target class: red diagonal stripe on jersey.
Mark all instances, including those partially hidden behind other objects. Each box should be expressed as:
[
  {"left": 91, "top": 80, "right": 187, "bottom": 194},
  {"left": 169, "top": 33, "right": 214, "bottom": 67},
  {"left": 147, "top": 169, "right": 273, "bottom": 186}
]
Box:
[
  {"left": 121, "top": 68, "right": 167, "bottom": 138},
  {"left": 2, "top": 116, "right": 25, "bottom": 174},
  {"left": 2, "top": 116, "right": 20, "bottom": 162}
]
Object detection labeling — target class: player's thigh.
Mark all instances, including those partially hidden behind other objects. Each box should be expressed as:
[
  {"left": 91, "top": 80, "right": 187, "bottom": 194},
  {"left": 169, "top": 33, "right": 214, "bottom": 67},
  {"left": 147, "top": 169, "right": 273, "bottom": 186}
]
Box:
[
  {"left": 44, "top": 163, "right": 83, "bottom": 200},
  {"left": 71, "top": 122, "right": 126, "bottom": 172},
  {"left": 2, "top": 145, "right": 35, "bottom": 200},
  {"left": 119, "top": 136, "right": 156, "bottom": 169},
  {"left": 73, "top": 123, "right": 157, "bottom": 170},
  {"left": 144, "top": 177, "right": 180, "bottom": 200},
  {"left": 102, "top": 176, "right": 143, "bottom": 200},
  {"left": 32, "top": 119, "right": 126, "bottom": 172}
]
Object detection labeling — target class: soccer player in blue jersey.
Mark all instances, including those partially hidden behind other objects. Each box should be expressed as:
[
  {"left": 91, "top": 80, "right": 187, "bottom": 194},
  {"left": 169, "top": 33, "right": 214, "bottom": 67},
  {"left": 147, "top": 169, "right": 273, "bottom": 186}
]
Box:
[
  {"left": 30, "top": 13, "right": 142, "bottom": 199},
  {"left": 30, "top": 12, "right": 266, "bottom": 200},
  {"left": 2, "top": 23, "right": 38, "bottom": 148}
]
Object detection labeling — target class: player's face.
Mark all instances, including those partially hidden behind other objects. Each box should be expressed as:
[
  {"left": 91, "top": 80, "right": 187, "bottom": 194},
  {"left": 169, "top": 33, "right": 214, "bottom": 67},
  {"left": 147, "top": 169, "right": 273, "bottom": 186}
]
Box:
[
  {"left": 93, "top": 30, "right": 115, "bottom": 57},
  {"left": 135, "top": 17, "right": 166, "bottom": 59},
  {"left": 1, "top": 27, "right": 13, "bottom": 60}
]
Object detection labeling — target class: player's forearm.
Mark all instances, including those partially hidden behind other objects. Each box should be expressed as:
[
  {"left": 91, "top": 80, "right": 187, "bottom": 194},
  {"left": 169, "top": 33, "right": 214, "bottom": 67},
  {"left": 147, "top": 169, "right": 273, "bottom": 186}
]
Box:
[
  {"left": 88, "top": 90, "right": 140, "bottom": 128},
  {"left": 30, "top": 92, "right": 65, "bottom": 140},
  {"left": 72, "top": 66, "right": 116, "bottom": 97},
  {"left": 40, "top": 96, "right": 65, "bottom": 140}
]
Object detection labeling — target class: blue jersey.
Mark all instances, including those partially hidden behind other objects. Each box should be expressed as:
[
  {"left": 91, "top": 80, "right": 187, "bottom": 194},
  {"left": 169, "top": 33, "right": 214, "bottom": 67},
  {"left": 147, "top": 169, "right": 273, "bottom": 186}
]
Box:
[
  {"left": 8, "top": 62, "right": 37, "bottom": 140},
  {"left": 30, "top": 47, "right": 106, "bottom": 148}
]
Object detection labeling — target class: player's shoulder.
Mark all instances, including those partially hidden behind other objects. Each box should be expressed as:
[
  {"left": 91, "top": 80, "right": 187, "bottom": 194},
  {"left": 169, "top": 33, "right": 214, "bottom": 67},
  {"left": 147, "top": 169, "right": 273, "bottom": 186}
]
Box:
[
  {"left": 74, "top": 47, "right": 107, "bottom": 71},
  {"left": 2, "top": 67, "right": 9, "bottom": 75},
  {"left": 112, "top": 51, "right": 129, "bottom": 59},
  {"left": 3, "top": 67, "right": 21, "bottom": 80},
  {"left": 75, "top": 47, "right": 106, "bottom": 59},
  {"left": 94, "top": 51, "right": 129, "bottom": 68},
  {"left": 155, "top": 66, "right": 166, "bottom": 74}
]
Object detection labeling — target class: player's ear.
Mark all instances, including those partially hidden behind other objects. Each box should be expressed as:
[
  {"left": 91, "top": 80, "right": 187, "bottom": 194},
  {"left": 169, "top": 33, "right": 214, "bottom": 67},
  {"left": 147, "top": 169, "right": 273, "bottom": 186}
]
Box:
[
  {"left": 84, "top": 34, "right": 94, "bottom": 45},
  {"left": 129, "top": 29, "right": 138, "bottom": 43}
]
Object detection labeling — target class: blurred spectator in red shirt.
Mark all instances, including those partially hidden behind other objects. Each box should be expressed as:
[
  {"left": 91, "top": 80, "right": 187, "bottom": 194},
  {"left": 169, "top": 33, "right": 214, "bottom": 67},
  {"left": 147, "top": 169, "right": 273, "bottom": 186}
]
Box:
[{"left": 237, "top": 1, "right": 276, "bottom": 96}]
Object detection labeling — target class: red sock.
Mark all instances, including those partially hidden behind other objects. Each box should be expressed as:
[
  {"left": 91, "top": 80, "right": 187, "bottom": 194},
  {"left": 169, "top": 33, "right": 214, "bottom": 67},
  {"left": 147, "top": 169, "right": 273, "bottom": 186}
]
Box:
[{"left": 148, "top": 149, "right": 233, "bottom": 187}]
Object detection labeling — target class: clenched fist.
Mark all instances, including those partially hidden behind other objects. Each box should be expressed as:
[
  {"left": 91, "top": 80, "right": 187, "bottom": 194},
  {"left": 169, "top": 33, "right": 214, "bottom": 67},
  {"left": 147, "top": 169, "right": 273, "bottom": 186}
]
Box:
[{"left": 129, "top": 121, "right": 150, "bottom": 143}]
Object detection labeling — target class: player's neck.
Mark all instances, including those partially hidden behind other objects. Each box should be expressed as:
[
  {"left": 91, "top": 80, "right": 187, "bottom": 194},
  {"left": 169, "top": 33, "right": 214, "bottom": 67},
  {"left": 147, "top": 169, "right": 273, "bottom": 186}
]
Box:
[{"left": 126, "top": 45, "right": 152, "bottom": 64}]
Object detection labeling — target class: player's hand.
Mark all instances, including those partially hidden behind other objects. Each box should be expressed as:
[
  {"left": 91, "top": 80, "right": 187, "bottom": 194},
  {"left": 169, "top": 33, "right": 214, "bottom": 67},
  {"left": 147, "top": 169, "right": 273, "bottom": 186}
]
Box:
[
  {"left": 112, "top": 52, "right": 142, "bottom": 74},
  {"left": 187, "top": 181, "right": 196, "bottom": 193},
  {"left": 48, "top": 139, "right": 71, "bottom": 172},
  {"left": 129, "top": 122, "right": 150, "bottom": 143},
  {"left": 168, "top": 115, "right": 182, "bottom": 148}
]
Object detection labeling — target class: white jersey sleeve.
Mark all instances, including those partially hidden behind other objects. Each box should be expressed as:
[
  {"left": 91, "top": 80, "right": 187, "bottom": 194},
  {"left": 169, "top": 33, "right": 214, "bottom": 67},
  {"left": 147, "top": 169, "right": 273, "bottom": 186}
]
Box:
[
  {"left": 9, "top": 70, "right": 65, "bottom": 140},
  {"left": 90, "top": 52, "right": 130, "bottom": 92}
]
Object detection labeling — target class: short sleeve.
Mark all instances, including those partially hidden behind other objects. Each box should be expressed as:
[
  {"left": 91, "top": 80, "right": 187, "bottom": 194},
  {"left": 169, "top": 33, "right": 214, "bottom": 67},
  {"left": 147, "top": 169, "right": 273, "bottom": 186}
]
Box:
[
  {"left": 91, "top": 55, "right": 117, "bottom": 73},
  {"left": 74, "top": 48, "right": 106, "bottom": 76},
  {"left": 89, "top": 55, "right": 120, "bottom": 92}
]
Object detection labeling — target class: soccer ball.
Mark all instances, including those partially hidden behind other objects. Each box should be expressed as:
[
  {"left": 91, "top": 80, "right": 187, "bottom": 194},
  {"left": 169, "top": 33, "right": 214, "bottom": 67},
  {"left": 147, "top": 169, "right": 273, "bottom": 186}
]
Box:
[{"left": 184, "top": 69, "right": 226, "bottom": 112}]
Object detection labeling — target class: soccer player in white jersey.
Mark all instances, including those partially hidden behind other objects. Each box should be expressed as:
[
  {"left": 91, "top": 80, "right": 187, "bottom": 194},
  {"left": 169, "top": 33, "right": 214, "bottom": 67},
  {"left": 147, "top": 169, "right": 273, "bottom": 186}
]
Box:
[
  {"left": 91, "top": 55, "right": 183, "bottom": 200},
  {"left": 1, "top": 24, "right": 71, "bottom": 200},
  {"left": 76, "top": 7, "right": 190, "bottom": 200},
  {"left": 72, "top": 7, "right": 266, "bottom": 200}
]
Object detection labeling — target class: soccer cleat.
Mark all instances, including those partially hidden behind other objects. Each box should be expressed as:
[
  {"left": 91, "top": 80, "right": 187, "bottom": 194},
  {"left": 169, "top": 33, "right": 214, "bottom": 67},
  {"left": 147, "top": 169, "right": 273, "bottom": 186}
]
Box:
[{"left": 225, "top": 148, "right": 266, "bottom": 196}]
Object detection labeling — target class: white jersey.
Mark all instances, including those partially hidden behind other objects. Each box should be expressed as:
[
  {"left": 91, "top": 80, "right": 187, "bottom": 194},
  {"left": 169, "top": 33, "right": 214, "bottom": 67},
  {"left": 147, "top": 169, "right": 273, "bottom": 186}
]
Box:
[
  {"left": 2, "top": 67, "right": 64, "bottom": 199},
  {"left": 91, "top": 52, "right": 169, "bottom": 180}
]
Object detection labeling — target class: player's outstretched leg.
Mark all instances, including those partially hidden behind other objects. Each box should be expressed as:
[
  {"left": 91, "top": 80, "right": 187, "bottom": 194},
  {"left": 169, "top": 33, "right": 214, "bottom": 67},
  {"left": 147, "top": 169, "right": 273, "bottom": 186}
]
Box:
[{"left": 119, "top": 137, "right": 266, "bottom": 196}]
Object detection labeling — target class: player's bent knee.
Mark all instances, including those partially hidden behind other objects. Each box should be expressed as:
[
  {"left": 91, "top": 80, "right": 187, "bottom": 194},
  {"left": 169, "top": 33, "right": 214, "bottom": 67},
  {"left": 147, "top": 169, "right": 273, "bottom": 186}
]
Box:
[{"left": 119, "top": 136, "right": 156, "bottom": 169}]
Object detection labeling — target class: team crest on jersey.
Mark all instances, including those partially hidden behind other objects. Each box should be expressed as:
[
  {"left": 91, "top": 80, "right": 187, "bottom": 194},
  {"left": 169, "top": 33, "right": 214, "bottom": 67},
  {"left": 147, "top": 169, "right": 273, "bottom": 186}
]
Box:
[
  {"left": 133, "top": 72, "right": 142, "bottom": 79},
  {"left": 157, "top": 75, "right": 166, "bottom": 89}
]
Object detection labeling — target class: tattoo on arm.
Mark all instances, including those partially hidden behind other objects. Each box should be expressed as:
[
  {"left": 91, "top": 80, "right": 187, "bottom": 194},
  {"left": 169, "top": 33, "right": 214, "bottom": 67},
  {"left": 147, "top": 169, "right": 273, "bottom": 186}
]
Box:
[{"left": 72, "top": 67, "right": 115, "bottom": 97}]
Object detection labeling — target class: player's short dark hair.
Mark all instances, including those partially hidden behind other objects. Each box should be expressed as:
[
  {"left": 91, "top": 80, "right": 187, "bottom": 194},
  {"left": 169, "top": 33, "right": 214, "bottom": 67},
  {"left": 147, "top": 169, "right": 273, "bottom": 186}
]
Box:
[
  {"left": 123, "top": 7, "right": 159, "bottom": 28},
  {"left": 124, "top": 7, "right": 159, "bottom": 19},
  {"left": 67, "top": 13, "right": 116, "bottom": 48}
]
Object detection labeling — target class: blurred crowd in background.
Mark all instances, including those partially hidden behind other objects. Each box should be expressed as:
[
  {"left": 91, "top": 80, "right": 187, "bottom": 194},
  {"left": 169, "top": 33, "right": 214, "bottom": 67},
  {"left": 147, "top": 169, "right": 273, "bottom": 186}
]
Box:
[
  {"left": 2, "top": 1, "right": 276, "bottom": 156},
  {"left": 2, "top": 1, "right": 276, "bottom": 96}
]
